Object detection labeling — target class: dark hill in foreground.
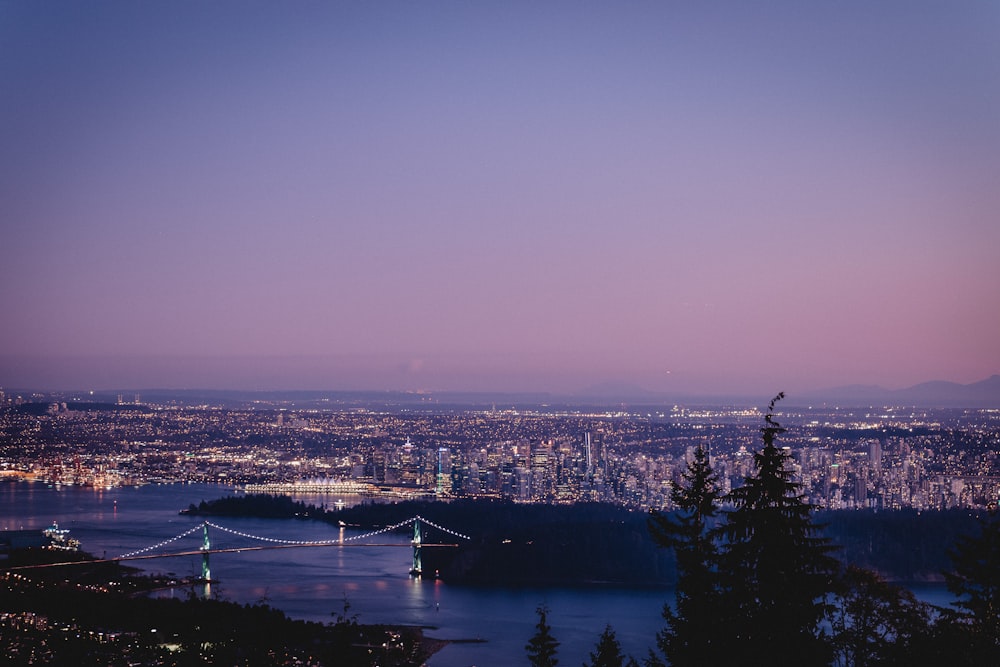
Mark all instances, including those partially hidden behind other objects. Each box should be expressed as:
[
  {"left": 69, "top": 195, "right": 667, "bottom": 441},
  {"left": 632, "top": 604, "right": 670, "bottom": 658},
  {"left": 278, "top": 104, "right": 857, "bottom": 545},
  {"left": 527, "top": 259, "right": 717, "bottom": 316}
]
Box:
[{"left": 1, "top": 547, "right": 437, "bottom": 666}]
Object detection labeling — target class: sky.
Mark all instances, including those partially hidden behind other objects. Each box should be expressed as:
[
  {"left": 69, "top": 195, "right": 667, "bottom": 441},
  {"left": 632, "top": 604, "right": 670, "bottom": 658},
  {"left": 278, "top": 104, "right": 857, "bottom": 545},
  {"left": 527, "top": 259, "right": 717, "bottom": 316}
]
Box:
[{"left": 2, "top": 1, "right": 999, "bottom": 396}]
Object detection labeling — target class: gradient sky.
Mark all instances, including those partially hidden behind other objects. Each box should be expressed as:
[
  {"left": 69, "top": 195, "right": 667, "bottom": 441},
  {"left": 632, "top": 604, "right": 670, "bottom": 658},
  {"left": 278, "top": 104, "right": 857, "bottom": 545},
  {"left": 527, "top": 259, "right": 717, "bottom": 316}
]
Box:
[{"left": 2, "top": 1, "right": 998, "bottom": 395}]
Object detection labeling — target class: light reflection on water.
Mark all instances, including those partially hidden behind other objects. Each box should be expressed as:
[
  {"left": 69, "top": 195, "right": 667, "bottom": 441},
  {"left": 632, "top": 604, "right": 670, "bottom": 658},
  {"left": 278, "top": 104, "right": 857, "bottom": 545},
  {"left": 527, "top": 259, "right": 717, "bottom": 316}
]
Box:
[
  {"left": 0, "top": 481, "right": 957, "bottom": 667},
  {"left": 1, "top": 481, "right": 667, "bottom": 665}
]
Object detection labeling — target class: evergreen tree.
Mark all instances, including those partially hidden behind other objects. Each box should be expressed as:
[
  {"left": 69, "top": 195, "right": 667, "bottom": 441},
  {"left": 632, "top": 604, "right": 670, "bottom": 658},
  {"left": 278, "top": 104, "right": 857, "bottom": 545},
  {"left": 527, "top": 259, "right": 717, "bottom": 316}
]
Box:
[
  {"left": 715, "top": 393, "right": 839, "bottom": 666},
  {"left": 828, "top": 565, "right": 933, "bottom": 667},
  {"left": 526, "top": 604, "right": 559, "bottom": 667},
  {"left": 585, "top": 625, "right": 633, "bottom": 667},
  {"left": 648, "top": 445, "right": 721, "bottom": 666},
  {"left": 941, "top": 510, "right": 1000, "bottom": 663}
]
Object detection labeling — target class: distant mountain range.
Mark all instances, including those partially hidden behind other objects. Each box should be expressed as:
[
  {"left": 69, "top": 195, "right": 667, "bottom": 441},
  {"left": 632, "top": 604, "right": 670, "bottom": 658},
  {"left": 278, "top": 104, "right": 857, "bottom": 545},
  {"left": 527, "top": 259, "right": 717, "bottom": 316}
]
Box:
[
  {"left": 794, "top": 374, "right": 1000, "bottom": 408},
  {"left": 568, "top": 376, "right": 1000, "bottom": 408},
  {"left": 572, "top": 376, "right": 1000, "bottom": 408}
]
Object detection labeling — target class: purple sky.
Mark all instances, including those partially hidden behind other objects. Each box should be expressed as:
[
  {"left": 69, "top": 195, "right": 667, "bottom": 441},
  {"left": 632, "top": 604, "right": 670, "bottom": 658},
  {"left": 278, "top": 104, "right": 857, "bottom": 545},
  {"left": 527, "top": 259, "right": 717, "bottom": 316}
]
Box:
[{"left": 2, "top": 1, "right": 999, "bottom": 395}]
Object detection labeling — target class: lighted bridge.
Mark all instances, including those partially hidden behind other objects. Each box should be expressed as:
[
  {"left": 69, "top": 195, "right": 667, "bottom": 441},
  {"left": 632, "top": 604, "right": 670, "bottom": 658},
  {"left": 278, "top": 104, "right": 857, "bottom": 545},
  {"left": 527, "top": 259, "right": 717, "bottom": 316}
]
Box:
[
  {"left": 110, "top": 515, "right": 470, "bottom": 580},
  {"left": 6, "top": 516, "right": 470, "bottom": 581}
]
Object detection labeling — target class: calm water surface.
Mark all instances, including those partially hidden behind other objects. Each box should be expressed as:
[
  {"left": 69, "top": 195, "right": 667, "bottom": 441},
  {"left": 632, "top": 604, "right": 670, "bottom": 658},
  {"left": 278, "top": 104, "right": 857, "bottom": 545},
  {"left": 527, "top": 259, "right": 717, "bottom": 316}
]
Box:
[{"left": 1, "top": 481, "right": 667, "bottom": 666}]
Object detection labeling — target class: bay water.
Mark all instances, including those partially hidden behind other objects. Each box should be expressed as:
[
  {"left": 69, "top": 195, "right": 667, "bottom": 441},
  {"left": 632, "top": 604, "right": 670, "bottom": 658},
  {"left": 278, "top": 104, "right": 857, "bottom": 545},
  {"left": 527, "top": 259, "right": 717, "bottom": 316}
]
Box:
[{"left": 1, "top": 481, "right": 667, "bottom": 666}]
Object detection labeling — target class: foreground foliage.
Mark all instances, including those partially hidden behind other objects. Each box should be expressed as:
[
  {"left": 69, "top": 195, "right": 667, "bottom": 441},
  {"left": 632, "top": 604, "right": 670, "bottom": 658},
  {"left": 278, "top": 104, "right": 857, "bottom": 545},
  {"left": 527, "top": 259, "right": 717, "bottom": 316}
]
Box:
[
  {"left": 942, "top": 509, "right": 1000, "bottom": 663},
  {"left": 714, "top": 394, "right": 839, "bottom": 666},
  {"left": 647, "top": 445, "right": 721, "bottom": 666},
  {"left": 585, "top": 625, "right": 639, "bottom": 667},
  {"left": 828, "top": 565, "right": 934, "bottom": 667},
  {"left": 648, "top": 394, "right": 1000, "bottom": 667},
  {"left": 526, "top": 605, "right": 560, "bottom": 667}
]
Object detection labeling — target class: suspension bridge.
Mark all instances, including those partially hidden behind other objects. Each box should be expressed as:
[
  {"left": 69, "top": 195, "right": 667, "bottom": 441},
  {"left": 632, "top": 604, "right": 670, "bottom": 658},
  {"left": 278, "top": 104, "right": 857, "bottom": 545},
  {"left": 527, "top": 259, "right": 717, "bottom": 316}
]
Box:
[{"left": 8, "top": 516, "right": 471, "bottom": 580}]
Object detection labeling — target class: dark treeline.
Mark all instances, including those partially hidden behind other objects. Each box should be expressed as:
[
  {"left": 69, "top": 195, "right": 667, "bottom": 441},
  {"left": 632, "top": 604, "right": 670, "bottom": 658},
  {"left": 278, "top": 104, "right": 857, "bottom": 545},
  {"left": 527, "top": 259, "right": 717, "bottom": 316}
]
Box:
[
  {"left": 185, "top": 494, "right": 986, "bottom": 585},
  {"left": 184, "top": 494, "right": 325, "bottom": 520},
  {"left": 820, "top": 508, "right": 984, "bottom": 581},
  {"left": 411, "top": 501, "right": 671, "bottom": 586}
]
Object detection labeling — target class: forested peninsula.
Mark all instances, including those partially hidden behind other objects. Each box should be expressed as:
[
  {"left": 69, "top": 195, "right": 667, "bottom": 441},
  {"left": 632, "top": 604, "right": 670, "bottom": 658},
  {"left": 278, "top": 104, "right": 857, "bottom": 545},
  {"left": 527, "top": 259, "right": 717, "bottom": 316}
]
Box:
[{"left": 182, "top": 495, "right": 984, "bottom": 585}]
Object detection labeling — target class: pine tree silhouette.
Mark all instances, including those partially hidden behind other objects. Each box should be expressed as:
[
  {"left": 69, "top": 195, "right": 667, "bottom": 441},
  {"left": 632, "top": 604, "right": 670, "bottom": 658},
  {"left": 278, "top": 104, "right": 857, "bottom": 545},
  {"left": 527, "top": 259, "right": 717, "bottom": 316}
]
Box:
[
  {"left": 584, "top": 625, "right": 635, "bottom": 667},
  {"left": 942, "top": 510, "right": 1000, "bottom": 663},
  {"left": 526, "top": 604, "right": 559, "bottom": 667},
  {"left": 714, "top": 393, "right": 839, "bottom": 666},
  {"left": 648, "top": 445, "right": 722, "bottom": 666}
]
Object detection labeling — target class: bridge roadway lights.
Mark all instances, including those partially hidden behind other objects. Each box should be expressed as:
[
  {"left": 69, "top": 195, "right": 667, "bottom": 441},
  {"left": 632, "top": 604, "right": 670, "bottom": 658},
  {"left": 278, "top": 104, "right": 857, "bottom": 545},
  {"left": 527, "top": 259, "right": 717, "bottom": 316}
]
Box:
[{"left": 113, "top": 515, "right": 465, "bottom": 580}]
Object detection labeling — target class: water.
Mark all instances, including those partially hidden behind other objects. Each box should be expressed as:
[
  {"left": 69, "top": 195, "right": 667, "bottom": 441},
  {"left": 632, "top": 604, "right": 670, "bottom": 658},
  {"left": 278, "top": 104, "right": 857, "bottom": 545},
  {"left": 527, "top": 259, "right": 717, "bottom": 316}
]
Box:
[
  {"left": 0, "top": 481, "right": 666, "bottom": 666},
  {"left": 1, "top": 481, "right": 959, "bottom": 665}
]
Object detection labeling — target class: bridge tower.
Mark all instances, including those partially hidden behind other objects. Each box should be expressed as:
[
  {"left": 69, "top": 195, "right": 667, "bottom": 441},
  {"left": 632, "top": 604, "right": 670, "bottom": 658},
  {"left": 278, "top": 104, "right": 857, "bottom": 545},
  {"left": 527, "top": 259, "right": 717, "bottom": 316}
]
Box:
[
  {"left": 410, "top": 518, "right": 422, "bottom": 576},
  {"left": 200, "top": 521, "right": 211, "bottom": 581}
]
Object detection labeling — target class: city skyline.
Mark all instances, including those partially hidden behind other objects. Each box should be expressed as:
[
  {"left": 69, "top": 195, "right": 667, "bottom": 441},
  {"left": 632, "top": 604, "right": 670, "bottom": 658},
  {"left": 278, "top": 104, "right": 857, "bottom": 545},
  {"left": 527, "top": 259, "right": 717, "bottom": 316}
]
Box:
[{"left": 2, "top": 2, "right": 999, "bottom": 395}]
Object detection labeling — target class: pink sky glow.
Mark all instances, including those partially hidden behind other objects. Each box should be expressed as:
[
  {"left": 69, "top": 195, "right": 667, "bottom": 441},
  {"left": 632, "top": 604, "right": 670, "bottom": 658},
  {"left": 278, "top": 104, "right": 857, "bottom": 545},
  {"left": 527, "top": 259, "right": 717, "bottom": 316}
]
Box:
[{"left": 1, "top": 1, "right": 998, "bottom": 395}]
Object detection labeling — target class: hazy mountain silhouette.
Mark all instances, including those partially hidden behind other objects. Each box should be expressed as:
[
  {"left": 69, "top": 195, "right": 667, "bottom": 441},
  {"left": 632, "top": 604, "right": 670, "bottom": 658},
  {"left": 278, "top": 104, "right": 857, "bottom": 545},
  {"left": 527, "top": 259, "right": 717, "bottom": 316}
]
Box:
[
  {"left": 570, "top": 376, "right": 1000, "bottom": 408},
  {"left": 798, "top": 375, "right": 1000, "bottom": 408}
]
